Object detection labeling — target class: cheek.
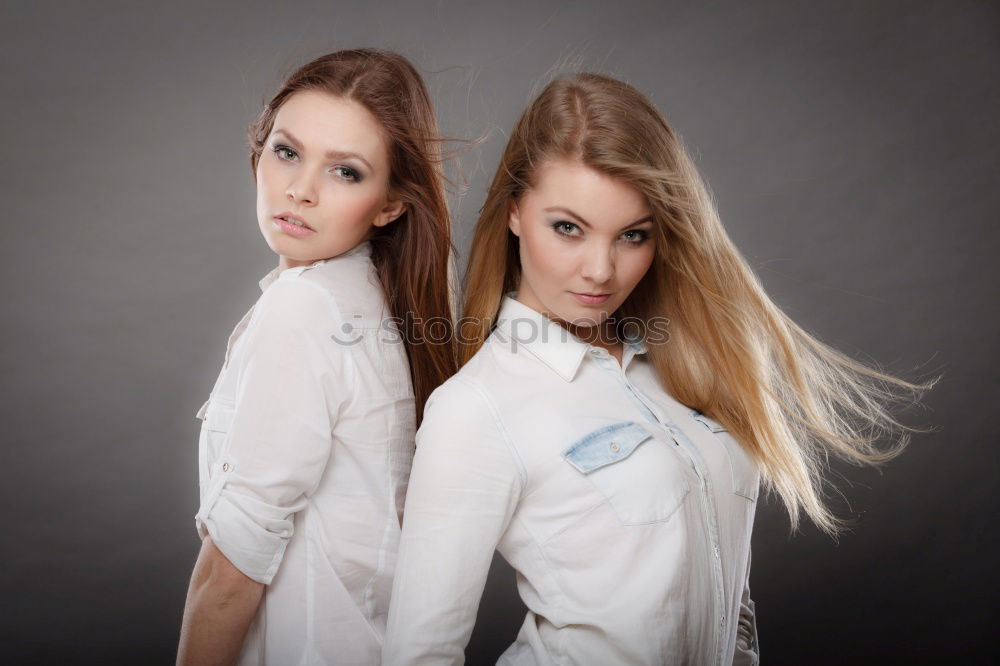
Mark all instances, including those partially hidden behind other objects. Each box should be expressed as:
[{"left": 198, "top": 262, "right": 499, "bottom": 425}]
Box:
[
  {"left": 257, "top": 156, "right": 277, "bottom": 189},
  {"left": 325, "top": 184, "right": 385, "bottom": 227},
  {"left": 255, "top": 165, "right": 270, "bottom": 215},
  {"left": 256, "top": 159, "right": 282, "bottom": 205},
  {"left": 520, "top": 227, "right": 574, "bottom": 284},
  {"left": 620, "top": 246, "right": 656, "bottom": 288}
]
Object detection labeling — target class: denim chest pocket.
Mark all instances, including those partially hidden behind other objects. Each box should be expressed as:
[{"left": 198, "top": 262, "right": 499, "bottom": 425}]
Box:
[
  {"left": 562, "top": 421, "right": 690, "bottom": 526},
  {"left": 691, "top": 411, "right": 759, "bottom": 502}
]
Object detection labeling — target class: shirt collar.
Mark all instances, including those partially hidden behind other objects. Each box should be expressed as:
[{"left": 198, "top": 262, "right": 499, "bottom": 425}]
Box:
[
  {"left": 257, "top": 240, "right": 372, "bottom": 293},
  {"left": 493, "top": 293, "right": 648, "bottom": 382}
]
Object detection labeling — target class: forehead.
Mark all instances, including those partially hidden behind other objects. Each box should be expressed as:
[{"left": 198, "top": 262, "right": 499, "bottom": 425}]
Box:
[
  {"left": 271, "top": 89, "right": 389, "bottom": 168},
  {"left": 528, "top": 159, "right": 651, "bottom": 225}
]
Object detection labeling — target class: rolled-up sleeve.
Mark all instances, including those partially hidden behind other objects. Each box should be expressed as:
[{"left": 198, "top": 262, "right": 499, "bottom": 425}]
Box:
[
  {"left": 195, "top": 278, "right": 347, "bottom": 585},
  {"left": 733, "top": 545, "right": 760, "bottom": 665},
  {"left": 383, "top": 376, "right": 524, "bottom": 665}
]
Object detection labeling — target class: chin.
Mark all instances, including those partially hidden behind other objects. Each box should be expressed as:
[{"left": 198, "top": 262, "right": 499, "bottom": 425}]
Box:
[
  {"left": 570, "top": 314, "right": 608, "bottom": 329},
  {"left": 561, "top": 305, "right": 609, "bottom": 328}
]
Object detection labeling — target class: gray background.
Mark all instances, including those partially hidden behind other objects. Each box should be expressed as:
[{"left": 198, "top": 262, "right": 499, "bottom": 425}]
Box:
[{"left": 2, "top": 0, "right": 996, "bottom": 663}]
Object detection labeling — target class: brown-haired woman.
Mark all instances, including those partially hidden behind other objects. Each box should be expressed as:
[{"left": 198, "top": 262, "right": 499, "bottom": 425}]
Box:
[
  {"left": 176, "top": 48, "right": 456, "bottom": 665},
  {"left": 383, "top": 73, "right": 936, "bottom": 664}
]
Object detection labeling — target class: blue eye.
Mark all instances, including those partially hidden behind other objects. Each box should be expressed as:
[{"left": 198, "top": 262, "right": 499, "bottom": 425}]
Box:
[
  {"left": 552, "top": 221, "right": 581, "bottom": 237},
  {"left": 272, "top": 144, "right": 297, "bottom": 161},
  {"left": 621, "top": 229, "right": 650, "bottom": 244},
  {"left": 332, "top": 165, "right": 362, "bottom": 183}
]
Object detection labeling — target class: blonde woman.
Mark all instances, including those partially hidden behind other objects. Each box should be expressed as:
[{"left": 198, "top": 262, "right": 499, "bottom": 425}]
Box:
[{"left": 383, "top": 72, "right": 935, "bottom": 665}]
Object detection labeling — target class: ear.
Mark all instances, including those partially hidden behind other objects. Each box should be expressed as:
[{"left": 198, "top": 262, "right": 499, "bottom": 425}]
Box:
[
  {"left": 508, "top": 198, "right": 521, "bottom": 237},
  {"left": 373, "top": 196, "right": 406, "bottom": 228}
]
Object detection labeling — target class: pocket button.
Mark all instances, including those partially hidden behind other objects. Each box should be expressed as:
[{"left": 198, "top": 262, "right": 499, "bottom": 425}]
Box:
[{"left": 563, "top": 421, "right": 690, "bottom": 525}]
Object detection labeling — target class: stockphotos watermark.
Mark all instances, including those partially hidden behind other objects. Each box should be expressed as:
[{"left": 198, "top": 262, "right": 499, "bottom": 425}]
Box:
[{"left": 329, "top": 314, "right": 671, "bottom": 347}]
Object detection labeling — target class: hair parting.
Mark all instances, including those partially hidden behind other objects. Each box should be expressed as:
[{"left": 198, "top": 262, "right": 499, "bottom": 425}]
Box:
[{"left": 461, "top": 72, "right": 940, "bottom": 536}]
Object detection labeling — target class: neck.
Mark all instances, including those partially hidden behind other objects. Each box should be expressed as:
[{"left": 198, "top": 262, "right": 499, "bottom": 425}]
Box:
[
  {"left": 278, "top": 255, "right": 313, "bottom": 273},
  {"left": 559, "top": 318, "right": 620, "bottom": 350}
]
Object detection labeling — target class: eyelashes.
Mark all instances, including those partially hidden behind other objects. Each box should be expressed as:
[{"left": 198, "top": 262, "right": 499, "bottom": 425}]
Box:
[
  {"left": 550, "top": 221, "right": 651, "bottom": 245},
  {"left": 330, "top": 165, "right": 362, "bottom": 182},
  {"left": 552, "top": 221, "right": 581, "bottom": 237},
  {"left": 270, "top": 144, "right": 362, "bottom": 183},
  {"left": 273, "top": 145, "right": 296, "bottom": 161},
  {"left": 620, "top": 229, "right": 650, "bottom": 244}
]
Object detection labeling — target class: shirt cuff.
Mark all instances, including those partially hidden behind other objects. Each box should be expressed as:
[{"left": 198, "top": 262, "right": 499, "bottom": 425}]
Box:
[{"left": 194, "top": 463, "right": 295, "bottom": 585}]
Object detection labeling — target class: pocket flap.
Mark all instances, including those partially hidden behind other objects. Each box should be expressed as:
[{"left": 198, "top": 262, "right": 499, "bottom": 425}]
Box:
[
  {"left": 202, "top": 398, "right": 236, "bottom": 433},
  {"left": 563, "top": 421, "right": 653, "bottom": 474},
  {"left": 195, "top": 399, "right": 210, "bottom": 421}
]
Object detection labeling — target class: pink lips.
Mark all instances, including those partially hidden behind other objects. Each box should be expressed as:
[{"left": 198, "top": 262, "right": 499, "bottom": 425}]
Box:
[
  {"left": 571, "top": 292, "right": 611, "bottom": 305},
  {"left": 273, "top": 212, "right": 316, "bottom": 238}
]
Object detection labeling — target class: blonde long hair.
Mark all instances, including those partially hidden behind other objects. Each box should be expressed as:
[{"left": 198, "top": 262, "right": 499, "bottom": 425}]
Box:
[{"left": 460, "top": 73, "right": 939, "bottom": 536}]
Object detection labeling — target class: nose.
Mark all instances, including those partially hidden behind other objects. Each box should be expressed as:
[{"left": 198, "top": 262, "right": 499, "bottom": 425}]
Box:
[
  {"left": 580, "top": 242, "right": 615, "bottom": 285},
  {"left": 285, "top": 171, "right": 318, "bottom": 206}
]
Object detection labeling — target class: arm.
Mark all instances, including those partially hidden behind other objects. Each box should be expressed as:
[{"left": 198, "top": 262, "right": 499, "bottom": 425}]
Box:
[
  {"left": 732, "top": 545, "right": 760, "bottom": 666},
  {"left": 176, "top": 535, "right": 264, "bottom": 666},
  {"left": 180, "top": 280, "right": 346, "bottom": 660},
  {"left": 383, "top": 377, "right": 524, "bottom": 665}
]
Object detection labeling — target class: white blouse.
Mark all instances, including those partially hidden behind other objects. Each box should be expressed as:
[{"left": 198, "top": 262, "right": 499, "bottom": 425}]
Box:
[
  {"left": 384, "top": 295, "right": 760, "bottom": 666},
  {"left": 193, "top": 240, "right": 416, "bottom": 665}
]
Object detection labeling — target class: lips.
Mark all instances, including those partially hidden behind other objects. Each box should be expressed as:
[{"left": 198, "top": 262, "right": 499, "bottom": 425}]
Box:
[
  {"left": 571, "top": 291, "right": 611, "bottom": 306},
  {"left": 272, "top": 212, "right": 317, "bottom": 238},
  {"left": 274, "top": 211, "right": 314, "bottom": 231}
]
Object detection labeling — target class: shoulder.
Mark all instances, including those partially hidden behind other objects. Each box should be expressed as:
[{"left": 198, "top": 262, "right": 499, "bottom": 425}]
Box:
[
  {"left": 296, "top": 251, "right": 384, "bottom": 320},
  {"left": 420, "top": 351, "right": 517, "bottom": 447},
  {"left": 254, "top": 246, "right": 380, "bottom": 327},
  {"left": 423, "top": 334, "right": 513, "bottom": 413},
  {"left": 253, "top": 272, "right": 341, "bottom": 335},
  {"left": 419, "top": 357, "right": 514, "bottom": 447},
  {"left": 423, "top": 371, "right": 489, "bottom": 419},
  {"left": 439, "top": 332, "right": 542, "bottom": 411},
  {"left": 417, "top": 371, "right": 527, "bottom": 487}
]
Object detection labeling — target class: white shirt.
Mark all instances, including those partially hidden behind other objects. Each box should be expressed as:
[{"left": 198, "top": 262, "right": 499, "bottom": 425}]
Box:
[
  {"left": 194, "top": 240, "right": 416, "bottom": 665},
  {"left": 384, "top": 295, "right": 760, "bottom": 666}
]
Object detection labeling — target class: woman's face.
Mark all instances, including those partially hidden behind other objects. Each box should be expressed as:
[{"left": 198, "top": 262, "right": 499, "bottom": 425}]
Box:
[
  {"left": 256, "top": 89, "right": 404, "bottom": 270},
  {"left": 508, "top": 158, "right": 656, "bottom": 335}
]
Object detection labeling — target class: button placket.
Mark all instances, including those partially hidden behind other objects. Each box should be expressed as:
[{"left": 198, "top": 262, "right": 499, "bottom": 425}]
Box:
[{"left": 608, "top": 360, "right": 730, "bottom": 664}]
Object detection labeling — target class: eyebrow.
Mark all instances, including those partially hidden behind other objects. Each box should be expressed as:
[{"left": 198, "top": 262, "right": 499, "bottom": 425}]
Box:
[
  {"left": 543, "top": 206, "right": 653, "bottom": 231},
  {"left": 271, "top": 128, "right": 374, "bottom": 171}
]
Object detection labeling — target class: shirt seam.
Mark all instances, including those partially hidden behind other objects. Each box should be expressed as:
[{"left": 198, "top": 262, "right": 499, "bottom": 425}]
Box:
[
  {"left": 451, "top": 374, "right": 528, "bottom": 492},
  {"left": 510, "top": 506, "right": 580, "bottom": 666}
]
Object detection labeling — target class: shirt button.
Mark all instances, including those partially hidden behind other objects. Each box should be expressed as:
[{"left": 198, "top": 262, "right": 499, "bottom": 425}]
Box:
[
  {"left": 720, "top": 616, "right": 725, "bottom": 626},
  {"left": 713, "top": 545, "right": 720, "bottom": 558},
  {"left": 609, "top": 441, "right": 620, "bottom": 452},
  {"left": 222, "top": 462, "right": 230, "bottom": 472}
]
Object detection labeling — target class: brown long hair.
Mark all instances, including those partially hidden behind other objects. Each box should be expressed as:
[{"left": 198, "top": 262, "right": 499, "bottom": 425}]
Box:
[
  {"left": 249, "top": 48, "right": 457, "bottom": 427},
  {"left": 461, "top": 72, "right": 939, "bottom": 536}
]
